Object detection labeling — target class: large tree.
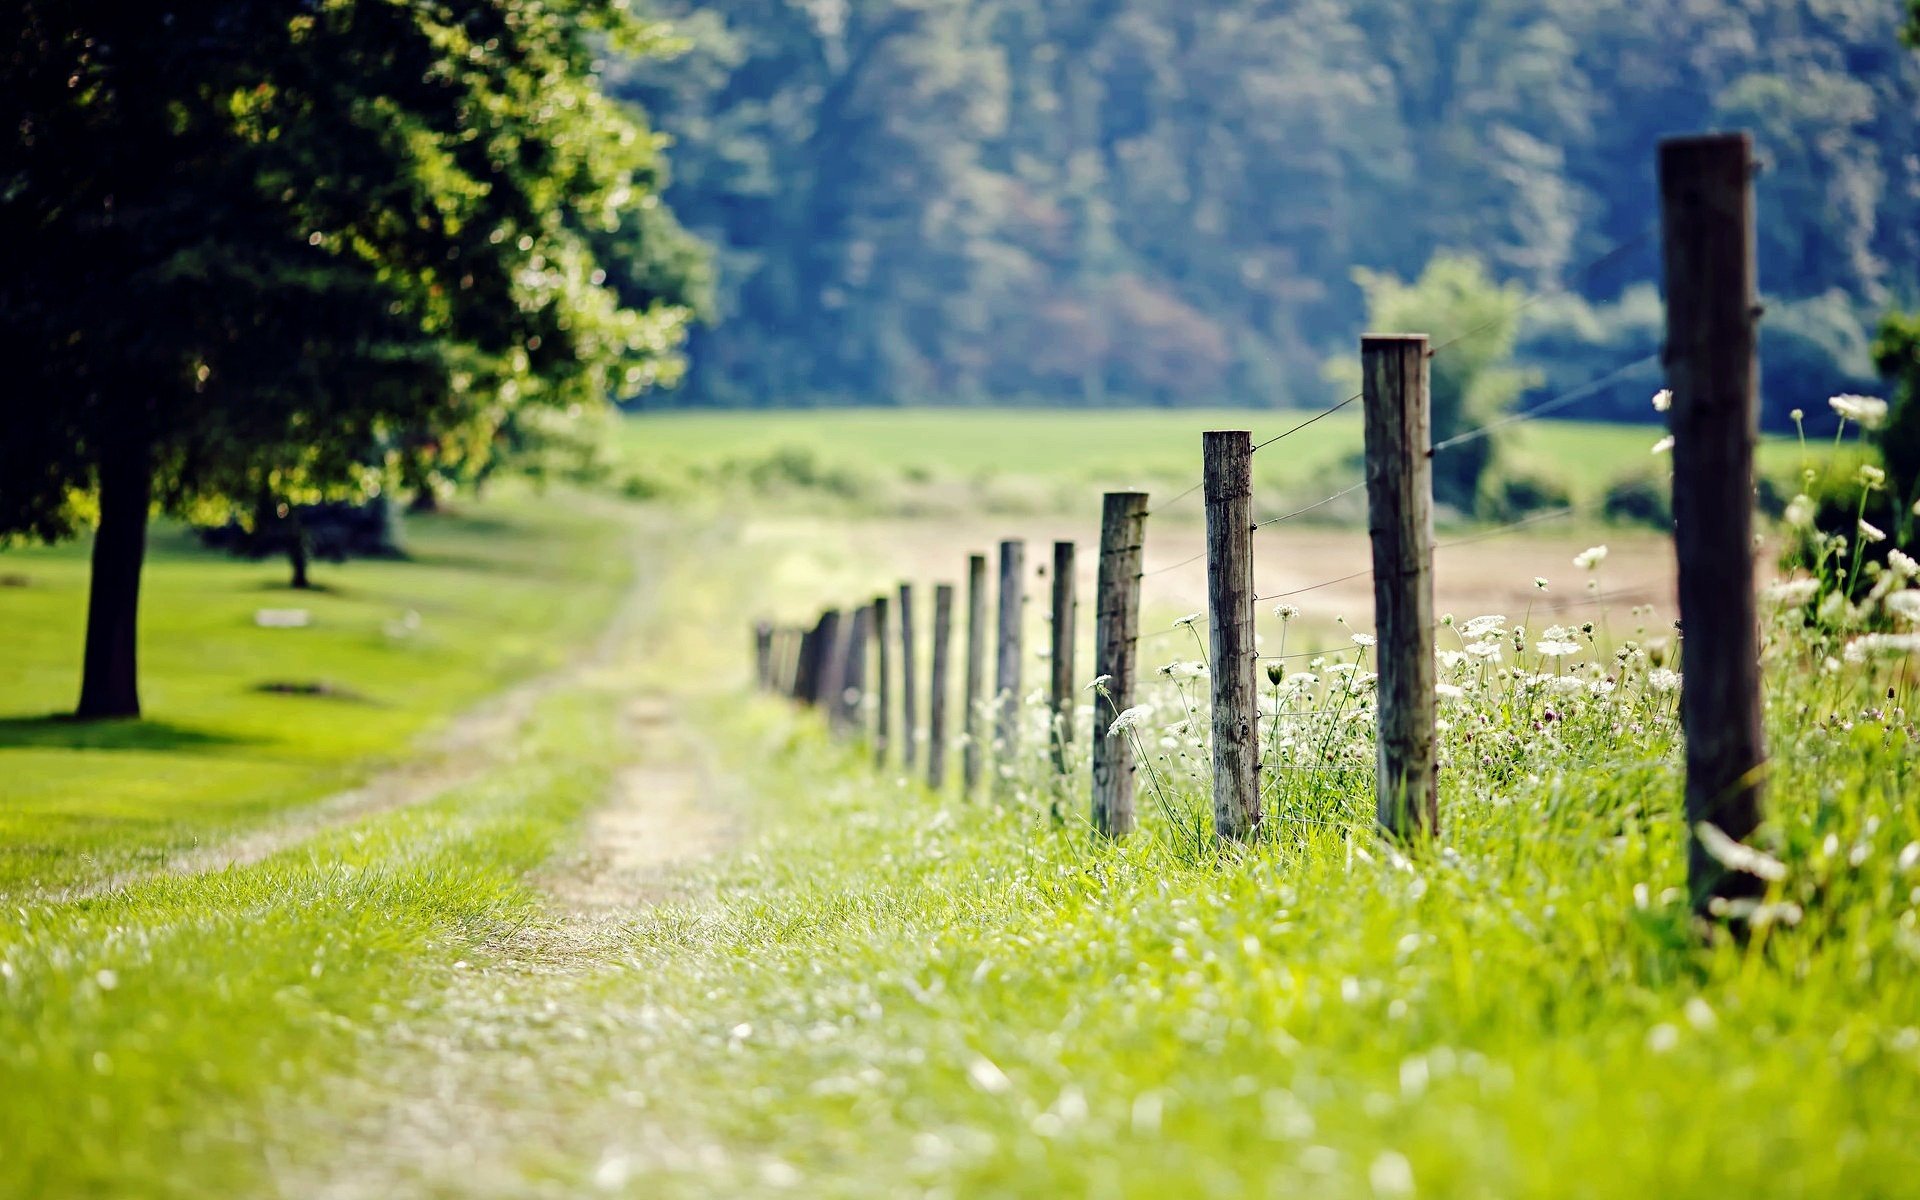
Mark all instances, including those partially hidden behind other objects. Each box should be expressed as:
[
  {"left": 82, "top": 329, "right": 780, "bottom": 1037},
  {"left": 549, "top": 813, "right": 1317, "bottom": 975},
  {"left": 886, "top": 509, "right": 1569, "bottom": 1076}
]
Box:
[{"left": 0, "top": 0, "right": 699, "bottom": 717}]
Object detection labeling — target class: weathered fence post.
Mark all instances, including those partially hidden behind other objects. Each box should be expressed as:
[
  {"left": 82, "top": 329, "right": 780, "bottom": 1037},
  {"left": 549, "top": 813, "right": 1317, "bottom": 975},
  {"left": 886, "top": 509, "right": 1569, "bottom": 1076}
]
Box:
[
  {"left": 898, "top": 583, "right": 918, "bottom": 769},
  {"left": 995, "top": 539, "right": 1027, "bottom": 785},
  {"left": 834, "top": 605, "right": 869, "bottom": 734},
  {"left": 1092, "top": 493, "right": 1148, "bottom": 837},
  {"left": 873, "top": 593, "right": 892, "bottom": 765},
  {"left": 1362, "top": 334, "right": 1438, "bottom": 840},
  {"left": 963, "top": 554, "right": 989, "bottom": 793},
  {"left": 753, "top": 621, "right": 774, "bottom": 690},
  {"left": 779, "top": 627, "right": 802, "bottom": 695},
  {"left": 1049, "top": 541, "right": 1077, "bottom": 773},
  {"left": 929, "top": 583, "right": 954, "bottom": 790},
  {"left": 1204, "top": 433, "right": 1260, "bottom": 841},
  {"left": 1660, "top": 131, "right": 1768, "bottom": 918},
  {"left": 804, "top": 609, "right": 842, "bottom": 709}
]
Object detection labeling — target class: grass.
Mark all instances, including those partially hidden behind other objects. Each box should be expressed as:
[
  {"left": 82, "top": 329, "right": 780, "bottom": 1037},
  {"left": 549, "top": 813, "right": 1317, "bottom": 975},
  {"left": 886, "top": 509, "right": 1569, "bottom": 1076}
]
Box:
[
  {"left": 608, "top": 407, "right": 1822, "bottom": 516},
  {"left": 0, "top": 486, "right": 635, "bottom": 896},
  {"left": 1, "top": 412, "right": 1913, "bottom": 1198}
]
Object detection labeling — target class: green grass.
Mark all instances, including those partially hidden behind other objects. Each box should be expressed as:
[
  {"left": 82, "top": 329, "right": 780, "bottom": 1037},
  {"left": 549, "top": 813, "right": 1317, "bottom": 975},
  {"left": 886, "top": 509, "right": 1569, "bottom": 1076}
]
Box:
[
  {"left": 0, "top": 487, "right": 635, "bottom": 895},
  {"left": 1, "top": 422, "right": 1912, "bottom": 1199},
  {"left": 610, "top": 407, "right": 1826, "bottom": 515}
]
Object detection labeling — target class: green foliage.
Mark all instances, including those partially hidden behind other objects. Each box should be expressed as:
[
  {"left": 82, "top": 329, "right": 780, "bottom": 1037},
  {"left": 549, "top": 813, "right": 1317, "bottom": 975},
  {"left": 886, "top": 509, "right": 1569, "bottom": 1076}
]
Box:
[
  {"left": 616, "top": 0, "right": 1920, "bottom": 408},
  {"left": 1343, "top": 255, "right": 1535, "bottom": 511},
  {"left": 1601, "top": 473, "right": 1674, "bottom": 529},
  {"left": 1873, "top": 309, "right": 1920, "bottom": 523}
]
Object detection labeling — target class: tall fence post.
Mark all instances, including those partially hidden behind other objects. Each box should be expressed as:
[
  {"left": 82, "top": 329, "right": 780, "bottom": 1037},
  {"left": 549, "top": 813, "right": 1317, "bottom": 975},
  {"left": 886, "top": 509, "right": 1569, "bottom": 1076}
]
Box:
[
  {"left": 1049, "top": 541, "right": 1077, "bottom": 773},
  {"left": 929, "top": 583, "right": 954, "bottom": 791},
  {"left": 753, "top": 621, "right": 773, "bottom": 690},
  {"left": 1362, "top": 335, "right": 1438, "bottom": 840},
  {"left": 963, "top": 553, "right": 989, "bottom": 794},
  {"left": 1204, "top": 433, "right": 1260, "bottom": 841},
  {"left": 995, "top": 539, "right": 1027, "bottom": 786},
  {"left": 898, "top": 583, "right": 918, "bottom": 770},
  {"left": 1092, "top": 493, "right": 1148, "bottom": 837},
  {"left": 873, "top": 593, "right": 892, "bottom": 765},
  {"left": 834, "top": 605, "right": 869, "bottom": 734},
  {"left": 805, "top": 609, "right": 842, "bottom": 709},
  {"left": 1660, "top": 131, "right": 1768, "bottom": 918}
]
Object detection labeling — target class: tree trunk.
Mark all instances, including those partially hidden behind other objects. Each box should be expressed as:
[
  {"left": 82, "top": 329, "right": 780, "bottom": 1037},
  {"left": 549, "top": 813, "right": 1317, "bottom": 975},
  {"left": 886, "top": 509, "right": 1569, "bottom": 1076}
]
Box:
[
  {"left": 408, "top": 484, "right": 438, "bottom": 514},
  {"left": 287, "top": 512, "right": 312, "bottom": 590},
  {"left": 76, "top": 438, "right": 154, "bottom": 719}
]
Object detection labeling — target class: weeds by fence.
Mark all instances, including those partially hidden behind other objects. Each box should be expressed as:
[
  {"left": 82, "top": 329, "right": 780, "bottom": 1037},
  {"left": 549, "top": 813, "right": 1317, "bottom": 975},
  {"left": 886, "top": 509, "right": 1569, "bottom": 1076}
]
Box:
[{"left": 746, "top": 132, "right": 1896, "bottom": 926}]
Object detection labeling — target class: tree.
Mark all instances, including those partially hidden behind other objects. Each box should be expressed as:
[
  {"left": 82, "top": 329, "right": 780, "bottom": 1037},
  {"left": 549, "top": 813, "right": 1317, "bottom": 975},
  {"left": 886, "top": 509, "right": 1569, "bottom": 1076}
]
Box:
[
  {"left": 1344, "top": 256, "right": 1534, "bottom": 511},
  {"left": 0, "top": 0, "right": 699, "bottom": 716}
]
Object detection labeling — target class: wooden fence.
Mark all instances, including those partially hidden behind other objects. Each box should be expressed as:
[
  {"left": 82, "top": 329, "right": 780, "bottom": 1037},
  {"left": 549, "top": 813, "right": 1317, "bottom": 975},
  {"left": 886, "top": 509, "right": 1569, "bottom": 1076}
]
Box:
[{"left": 751, "top": 133, "right": 1767, "bottom": 916}]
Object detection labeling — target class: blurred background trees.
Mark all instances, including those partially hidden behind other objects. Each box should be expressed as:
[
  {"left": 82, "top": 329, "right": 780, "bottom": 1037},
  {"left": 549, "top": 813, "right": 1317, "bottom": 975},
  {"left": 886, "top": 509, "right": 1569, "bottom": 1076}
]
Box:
[{"left": 617, "top": 0, "right": 1919, "bottom": 424}]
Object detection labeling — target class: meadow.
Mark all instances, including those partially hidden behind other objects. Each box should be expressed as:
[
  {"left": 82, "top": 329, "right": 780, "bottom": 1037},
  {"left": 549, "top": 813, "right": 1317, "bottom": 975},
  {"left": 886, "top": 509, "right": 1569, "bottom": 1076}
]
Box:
[{"left": 0, "top": 411, "right": 1913, "bottom": 1198}]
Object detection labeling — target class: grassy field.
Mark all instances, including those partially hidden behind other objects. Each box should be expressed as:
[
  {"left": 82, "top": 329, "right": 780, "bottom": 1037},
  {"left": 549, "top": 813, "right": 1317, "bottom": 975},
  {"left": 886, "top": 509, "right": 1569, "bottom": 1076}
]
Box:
[
  {"left": 0, "top": 489, "right": 636, "bottom": 896},
  {"left": 609, "top": 407, "right": 1824, "bottom": 517},
  {"left": 1, "top": 412, "right": 1915, "bottom": 1198}
]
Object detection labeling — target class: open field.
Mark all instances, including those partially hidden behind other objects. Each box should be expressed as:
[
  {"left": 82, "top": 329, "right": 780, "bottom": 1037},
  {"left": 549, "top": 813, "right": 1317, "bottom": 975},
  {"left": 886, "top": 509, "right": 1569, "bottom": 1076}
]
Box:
[
  {"left": 610, "top": 407, "right": 1824, "bottom": 518},
  {"left": 0, "top": 490, "right": 636, "bottom": 897},
  {"left": 1, "top": 414, "right": 1915, "bottom": 1199}
]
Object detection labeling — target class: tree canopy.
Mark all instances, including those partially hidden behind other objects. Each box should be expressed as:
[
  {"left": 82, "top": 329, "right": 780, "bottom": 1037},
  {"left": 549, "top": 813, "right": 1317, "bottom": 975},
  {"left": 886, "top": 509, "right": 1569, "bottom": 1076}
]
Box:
[
  {"left": 616, "top": 0, "right": 1920, "bottom": 423},
  {"left": 0, "top": 0, "right": 701, "bottom": 715}
]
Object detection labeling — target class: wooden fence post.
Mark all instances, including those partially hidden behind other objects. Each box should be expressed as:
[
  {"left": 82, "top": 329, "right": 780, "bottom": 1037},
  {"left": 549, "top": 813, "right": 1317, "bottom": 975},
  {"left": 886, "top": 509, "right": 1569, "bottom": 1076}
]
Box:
[
  {"left": 873, "top": 593, "right": 892, "bottom": 765},
  {"left": 929, "top": 583, "right": 954, "bottom": 790},
  {"left": 995, "top": 539, "right": 1027, "bottom": 783},
  {"left": 963, "top": 554, "right": 989, "bottom": 793},
  {"left": 1204, "top": 433, "right": 1260, "bottom": 841},
  {"left": 1362, "top": 334, "right": 1438, "bottom": 840},
  {"left": 1660, "top": 131, "right": 1768, "bottom": 918},
  {"left": 753, "top": 621, "right": 774, "bottom": 690},
  {"left": 898, "top": 584, "right": 918, "bottom": 769},
  {"left": 834, "top": 605, "right": 869, "bottom": 734},
  {"left": 779, "top": 627, "right": 802, "bottom": 695},
  {"left": 1092, "top": 493, "right": 1148, "bottom": 837},
  {"left": 1049, "top": 541, "right": 1077, "bottom": 773},
  {"left": 804, "top": 609, "right": 842, "bottom": 708}
]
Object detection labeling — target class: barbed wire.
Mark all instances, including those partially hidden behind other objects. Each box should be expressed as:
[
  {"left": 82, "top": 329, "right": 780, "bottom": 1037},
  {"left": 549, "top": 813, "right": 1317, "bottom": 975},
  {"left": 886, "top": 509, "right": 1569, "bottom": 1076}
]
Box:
[
  {"left": 1430, "top": 352, "right": 1661, "bottom": 456},
  {"left": 1253, "top": 481, "right": 1366, "bottom": 530}
]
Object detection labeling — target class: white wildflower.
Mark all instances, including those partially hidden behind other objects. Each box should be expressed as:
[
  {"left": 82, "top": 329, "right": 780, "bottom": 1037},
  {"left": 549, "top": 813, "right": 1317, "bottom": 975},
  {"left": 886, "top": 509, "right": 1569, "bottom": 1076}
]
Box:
[
  {"left": 1436, "top": 650, "right": 1468, "bottom": 669},
  {"left": 1545, "top": 674, "right": 1586, "bottom": 695},
  {"left": 1173, "top": 612, "right": 1203, "bottom": 629},
  {"left": 1465, "top": 642, "right": 1503, "bottom": 661},
  {"left": 1858, "top": 463, "right": 1887, "bottom": 489},
  {"left": 1535, "top": 577, "right": 1549, "bottom": 591},
  {"left": 1859, "top": 519, "right": 1887, "bottom": 544},
  {"left": 1829, "top": 394, "right": 1889, "bottom": 430},
  {"left": 1647, "top": 668, "right": 1681, "bottom": 693},
  {"left": 1084, "top": 674, "right": 1113, "bottom": 693},
  {"left": 1162, "top": 660, "right": 1208, "bottom": 680},
  {"left": 1783, "top": 494, "right": 1816, "bottom": 528},
  {"left": 1695, "top": 822, "right": 1788, "bottom": 882},
  {"left": 1272, "top": 603, "right": 1300, "bottom": 621},
  {"left": 1844, "top": 632, "right": 1920, "bottom": 662},
  {"left": 1650, "top": 436, "right": 1674, "bottom": 455},
  {"left": 1790, "top": 407, "right": 1805, "bottom": 423},
  {"left": 1766, "top": 578, "right": 1819, "bottom": 606},
  {"left": 1435, "top": 683, "right": 1465, "bottom": 700},
  {"left": 1890, "top": 549, "right": 1919, "bottom": 580},
  {"left": 1106, "top": 706, "right": 1151, "bottom": 738},
  {"left": 1589, "top": 679, "right": 1616, "bottom": 696},
  {"left": 1651, "top": 388, "right": 1672, "bottom": 413},
  {"left": 1352, "top": 633, "right": 1377, "bottom": 648},
  {"left": 1462, "top": 615, "right": 1507, "bottom": 638},
  {"left": 1573, "top": 546, "right": 1608, "bottom": 571},
  {"left": 1888, "top": 591, "right": 1920, "bottom": 624},
  {"left": 1536, "top": 639, "right": 1582, "bottom": 658}
]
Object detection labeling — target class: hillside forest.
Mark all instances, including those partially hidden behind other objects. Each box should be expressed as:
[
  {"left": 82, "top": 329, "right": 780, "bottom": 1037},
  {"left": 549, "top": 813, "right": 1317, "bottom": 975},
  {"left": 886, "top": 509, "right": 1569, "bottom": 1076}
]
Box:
[{"left": 617, "top": 0, "right": 1920, "bottom": 427}]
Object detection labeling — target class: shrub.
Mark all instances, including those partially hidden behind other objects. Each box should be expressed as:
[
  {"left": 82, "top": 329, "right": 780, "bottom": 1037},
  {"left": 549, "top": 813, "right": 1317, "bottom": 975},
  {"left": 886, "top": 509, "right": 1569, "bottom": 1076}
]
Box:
[{"left": 1601, "top": 473, "right": 1672, "bottom": 529}]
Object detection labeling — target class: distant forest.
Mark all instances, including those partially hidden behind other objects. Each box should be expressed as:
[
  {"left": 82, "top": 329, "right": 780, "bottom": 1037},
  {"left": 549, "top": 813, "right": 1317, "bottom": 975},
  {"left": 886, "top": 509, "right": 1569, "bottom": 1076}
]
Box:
[{"left": 613, "top": 0, "right": 1920, "bottom": 425}]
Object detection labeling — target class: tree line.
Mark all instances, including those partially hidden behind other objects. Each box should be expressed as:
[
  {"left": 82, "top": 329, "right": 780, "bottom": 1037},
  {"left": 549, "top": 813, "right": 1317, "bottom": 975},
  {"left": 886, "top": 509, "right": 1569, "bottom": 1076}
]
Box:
[{"left": 618, "top": 0, "right": 1920, "bottom": 425}]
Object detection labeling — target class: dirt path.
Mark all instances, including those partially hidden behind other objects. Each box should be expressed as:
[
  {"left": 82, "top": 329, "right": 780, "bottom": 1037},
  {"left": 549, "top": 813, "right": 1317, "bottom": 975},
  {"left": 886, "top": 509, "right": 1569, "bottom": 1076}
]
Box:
[
  {"left": 273, "top": 676, "right": 745, "bottom": 1200},
  {"left": 52, "top": 517, "right": 671, "bottom": 905}
]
